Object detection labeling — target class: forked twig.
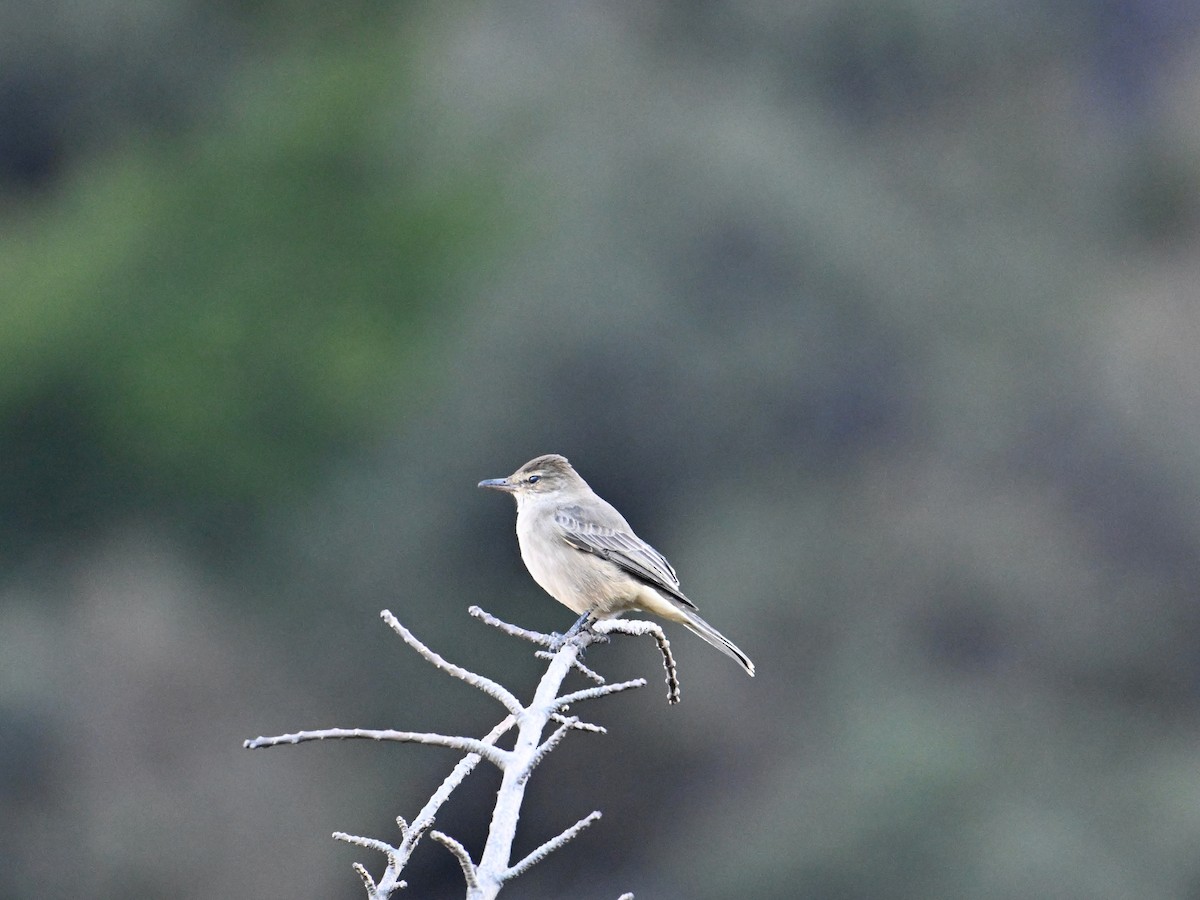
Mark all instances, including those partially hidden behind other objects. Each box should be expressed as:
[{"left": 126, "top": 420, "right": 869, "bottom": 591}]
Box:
[{"left": 245, "top": 608, "right": 688, "bottom": 898}]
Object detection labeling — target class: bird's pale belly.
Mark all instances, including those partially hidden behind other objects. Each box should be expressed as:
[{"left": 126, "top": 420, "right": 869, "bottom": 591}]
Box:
[
  {"left": 516, "top": 529, "right": 632, "bottom": 617},
  {"left": 516, "top": 527, "right": 683, "bottom": 621}
]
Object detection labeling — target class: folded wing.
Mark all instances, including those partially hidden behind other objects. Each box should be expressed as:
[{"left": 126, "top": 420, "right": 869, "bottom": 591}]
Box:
[{"left": 554, "top": 506, "right": 697, "bottom": 610}]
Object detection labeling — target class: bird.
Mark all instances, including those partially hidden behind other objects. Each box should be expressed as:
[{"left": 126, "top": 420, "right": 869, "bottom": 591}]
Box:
[{"left": 478, "top": 453, "right": 754, "bottom": 676}]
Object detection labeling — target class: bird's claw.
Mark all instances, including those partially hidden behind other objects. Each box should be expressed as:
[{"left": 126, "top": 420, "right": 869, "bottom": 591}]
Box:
[{"left": 548, "top": 613, "right": 607, "bottom": 655}]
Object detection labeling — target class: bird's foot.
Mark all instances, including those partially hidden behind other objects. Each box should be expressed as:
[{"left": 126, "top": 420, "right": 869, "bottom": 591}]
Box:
[{"left": 549, "top": 612, "right": 596, "bottom": 652}]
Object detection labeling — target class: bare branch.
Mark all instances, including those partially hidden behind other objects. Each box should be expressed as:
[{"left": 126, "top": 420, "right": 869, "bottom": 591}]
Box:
[
  {"left": 366, "top": 719, "right": 515, "bottom": 899},
  {"left": 557, "top": 678, "right": 647, "bottom": 707},
  {"left": 594, "top": 619, "right": 680, "bottom": 704},
  {"left": 550, "top": 712, "right": 605, "bottom": 734},
  {"left": 351, "top": 862, "right": 377, "bottom": 892},
  {"left": 469, "top": 605, "right": 554, "bottom": 645},
  {"left": 244, "top": 727, "right": 510, "bottom": 770},
  {"left": 431, "top": 831, "right": 479, "bottom": 890},
  {"left": 526, "top": 718, "right": 577, "bottom": 774},
  {"left": 399, "top": 818, "right": 430, "bottom": 854},
  {"left": 536, "top": 649, "right": 608, "bottom": 684},
  {"left": 592, "top": 618, "right": 660, "bottom": 639},
  {"left": 333, "top": 832, "right": 396, "bottom": 858},
  {"left": 399, "top": 716, "right": 515, "bottom": 854},
  {"left": 381, "top": 610, "right": 524, "bottom": 716},
  {"left": 569, "top": 655, "right": 608, "bottom": 684},
  {"left": 503, "top": 811, "right": 603, "bottom": 881},
  {"left": 247, "top": 609, "right": 679, "bottom": 896}
]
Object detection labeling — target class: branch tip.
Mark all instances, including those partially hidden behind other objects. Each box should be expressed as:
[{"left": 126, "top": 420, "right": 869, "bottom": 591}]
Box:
[
  {"left": 557, "top": 678, "right": 647, "bottom": 707},
  {"left": 571, "top": 656, "right": 607, "bottom": 684},
  {"left": 551, "top": 712, "right": 605, "bottom": 733},
  {"left": 332, "top": 832, "right": 396, "bottom": 858},
  {"left": 351, "top": 862, "right": 376, "bottom": 892},
  {"left": 240, "top": 727, "right": 511, "bottom": 768},
  {"left": 380, "top": 610, "right": 525, "bottom": 716},
  {"left": 431, "top": 830, "right": 479, "bottom": 890},
  {"left": 594, "top": 618, "right": 680, "bottom": 703},
  {"left": 470, "top": 606, "right": 554, "bottom": 645},
  {"left": 503, "top": 810, "right": 603, "bottom": 880},
  {"left": 528, "top": 718, "right": 576, "bottom": 772}
]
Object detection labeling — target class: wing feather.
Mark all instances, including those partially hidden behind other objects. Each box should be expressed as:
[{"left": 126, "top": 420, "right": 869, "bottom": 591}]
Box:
[{"left": 554, "top": 506, "right": 697, "bottom": 609}]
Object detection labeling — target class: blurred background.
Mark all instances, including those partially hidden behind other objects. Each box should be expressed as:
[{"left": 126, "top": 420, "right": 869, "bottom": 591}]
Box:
[{"left": 3, "top": 0, "right": 1200, "bottom": 897}]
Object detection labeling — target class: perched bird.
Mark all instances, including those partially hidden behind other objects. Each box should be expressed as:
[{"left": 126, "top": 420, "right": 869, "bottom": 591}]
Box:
[{"left": 479, "top": 454, "right": 754, "bottom": 676}]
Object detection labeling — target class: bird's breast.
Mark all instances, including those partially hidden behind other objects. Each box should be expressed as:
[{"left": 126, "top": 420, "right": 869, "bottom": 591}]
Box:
[{"left": 515, "top": 508, "right": 635, "bottom": 616}]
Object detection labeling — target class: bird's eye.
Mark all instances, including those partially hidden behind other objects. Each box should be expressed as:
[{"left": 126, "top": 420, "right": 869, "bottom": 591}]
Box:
[{"left": 527, "top": 475, "right": 540, "bottom": 484}]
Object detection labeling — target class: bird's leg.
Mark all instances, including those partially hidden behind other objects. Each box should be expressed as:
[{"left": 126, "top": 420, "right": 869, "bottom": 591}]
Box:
[
  {"left": 549, "top": 611, "right": 595, "bottom": 652},
  {"left": 564, "top": 611, "right": 592, "bottom": 639}
]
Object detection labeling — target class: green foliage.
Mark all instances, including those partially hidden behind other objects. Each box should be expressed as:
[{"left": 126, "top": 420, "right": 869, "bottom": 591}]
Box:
[{"left": 0, "top": 33, "right": 501, "bottom": 541}]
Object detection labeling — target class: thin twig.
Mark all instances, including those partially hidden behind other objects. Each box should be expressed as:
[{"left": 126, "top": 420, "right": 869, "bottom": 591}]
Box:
[
  {"left": 351, "top": 862, "right": 377, "bottom": 892},
  {"left": 431, "top": 831, "right": 479, "bottom": 890},
  {"left": 333, "top": 832, "right": 396, "bottom": 858},
  {"left": 364, "top": 716, "right": 515, "bottom": 900},
  {"left": 400, "top": 717, "right": 515, "bottom": 852},
  {"left": 538, "top": 652, "right": 608, "bottom": 684},
  {"left": 571, "top": 656, "right": 607, "bottom": 683},
  {"left": 557, "top": 678, "right": 647, "bottom": 707},
  {"left": 594, "top": 619, "right": 680, "bottom": 704},
  {"left": 243, "top": 727, "right": 510, "bottom": 770},
  {"left": 469, "top": 606, "right": 553, "bottom": 645},
  {"left": 527, "top": 718, "right": 577, "bottom": 773},
  {"left": 381, "top": 610, "right": 525, "bottom": 716},
  {"left": 550, "top": 712, "right": 605, "bottom": 734},
  {"left": 568, "top": 657, "right": 609, "bottom": 681},
  {"left": 503, "top": 811, "right": 602, "bottom": 880}
]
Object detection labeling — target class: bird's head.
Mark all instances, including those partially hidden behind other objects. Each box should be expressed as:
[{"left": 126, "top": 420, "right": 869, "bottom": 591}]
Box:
[{"left": 478, "top": 454, "right": 582, "bottom": 505}]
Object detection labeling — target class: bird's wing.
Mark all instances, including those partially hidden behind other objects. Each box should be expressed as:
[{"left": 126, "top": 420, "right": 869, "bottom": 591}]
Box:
[{"left": 554, "top": 506, "right": 697, "bottom": 610}]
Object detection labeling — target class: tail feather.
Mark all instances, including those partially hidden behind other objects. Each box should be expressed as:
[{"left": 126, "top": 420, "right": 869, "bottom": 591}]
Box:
[{"left": 680, "top": 610, "right": 755, "bottom": 677}]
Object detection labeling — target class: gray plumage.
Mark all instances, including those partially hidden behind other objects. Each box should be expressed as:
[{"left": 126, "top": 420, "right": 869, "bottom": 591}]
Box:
[{"left": 479, "top": 454, "right": 755, "bottom": 676}]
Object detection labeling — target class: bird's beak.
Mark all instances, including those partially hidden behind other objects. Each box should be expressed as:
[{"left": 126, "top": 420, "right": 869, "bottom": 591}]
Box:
[{"left": 478, "top": 477, "right": 516, "bottom": 492}]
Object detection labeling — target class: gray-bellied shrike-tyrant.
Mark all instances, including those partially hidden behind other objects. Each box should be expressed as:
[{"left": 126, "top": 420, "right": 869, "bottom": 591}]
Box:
[{"left": 478, "top": 454, "right": 754, "bottom": 676}]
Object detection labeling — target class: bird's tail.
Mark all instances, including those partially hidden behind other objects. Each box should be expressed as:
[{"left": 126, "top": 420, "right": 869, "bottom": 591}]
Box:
[{"left": 679, "top": 609, "right": 755, "bottom": 677}]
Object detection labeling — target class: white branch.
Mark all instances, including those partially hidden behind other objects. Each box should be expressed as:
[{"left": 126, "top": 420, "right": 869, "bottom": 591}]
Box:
[
  {"left": 351, "top": 862, "right": 377, "bottom": 892},
  {"left": 569, "top": 656, "right": 608, "bottom": 683},
  {"left": 537, "top": 649, "right": 609, "bottom": 684},
  {"left": 503, "top": 811, "right": 602, "bottom": 881},
  {"left": 472, "top": 636, "right": 586, "bottom": 896},
  {"left": 431, "top": 830, "right": 479, "bottom": 890},
  {"left": 381, "top": 609, "right": 525, "bottom": 716},
  {"left": 469, "top": 605, "right": 553, "bottom": 644},
  {"left": 399, "top": 716, "right": 515, "bottom": 851},
  {"left": 594, "top": 619, "right": 680, "bottom": 704},
  {"left": 550, "top": 712, "right": 605, "bottom": 734},
  {"left": 333, "top": 832, "right": 396, "bottom": 858},
  {"left": 243, "top": 727, "right": 510, "bottom": 770},
  {"left": 557, "top": 678, "right": 648, "bottom": 707},
  {"left": 360, "top": 716, "right": 517, "bottom": 900},
  {"left": 245, "top": 608, "right": 673, "bottom": 898},
  {"left": 526, "top": 717, "right": 577, "bottom": 773}
]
